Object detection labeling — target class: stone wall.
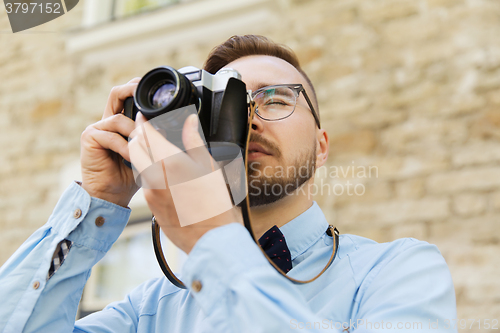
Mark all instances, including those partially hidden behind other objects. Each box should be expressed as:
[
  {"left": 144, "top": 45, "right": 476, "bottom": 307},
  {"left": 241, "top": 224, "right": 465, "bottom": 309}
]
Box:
[{"left": 0, "top": 0, "right": 499, "bottom": 329}]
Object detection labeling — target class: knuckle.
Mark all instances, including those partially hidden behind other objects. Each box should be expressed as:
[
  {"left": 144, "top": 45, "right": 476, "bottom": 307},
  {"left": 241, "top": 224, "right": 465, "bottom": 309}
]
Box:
[
  {"left": 114, "top": 112, "right": 126, "bottom": 120},
  {"left": 109, "top": 86, "right": 122, "bottom": 98},
  {"left": 80, "top": 132, "right": 94, "bottom": 150},
  {"left": 110, "top": 86, "right": 119, "bottom": 94},
  {"left": 109, "top": 132, "right": 124, "bottom": 147},
  {"left": 109, "top": 113, "right": 121, "bottom": 126},
  {"left": 116, "top": 112, "right": 131, "bottom": 125},
  {"left": 81, "top": 125, "right": 94, "bottom": 141}
]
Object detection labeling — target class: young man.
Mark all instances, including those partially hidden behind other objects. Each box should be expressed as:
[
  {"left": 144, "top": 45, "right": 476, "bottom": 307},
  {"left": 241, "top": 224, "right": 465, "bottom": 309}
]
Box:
[{"left": 0, "top": 35, "right": 457, "bottom": 333}]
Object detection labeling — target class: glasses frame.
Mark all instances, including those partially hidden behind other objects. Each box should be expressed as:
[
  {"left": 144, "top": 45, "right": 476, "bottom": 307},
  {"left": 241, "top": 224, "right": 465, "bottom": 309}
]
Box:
[{"left": 249, "top": 84, "right": 321, "bottom": 128}]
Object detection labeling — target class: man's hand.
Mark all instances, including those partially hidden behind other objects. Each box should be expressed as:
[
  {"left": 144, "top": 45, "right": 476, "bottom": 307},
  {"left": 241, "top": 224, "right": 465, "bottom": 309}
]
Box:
[
  {"left": 129, "top": 112, "right": 242, "bottom": 254},
  {"left": 80, "top": 78, "right": 141, "bottom": 208}
]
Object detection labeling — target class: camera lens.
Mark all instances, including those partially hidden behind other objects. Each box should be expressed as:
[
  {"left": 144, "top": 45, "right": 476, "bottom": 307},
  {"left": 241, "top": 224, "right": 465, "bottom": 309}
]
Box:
[
  {"left": 151, "top": 82, "right": 176, "bottom": 109},
  {"left": 134, "top": 66, "right": 200, "bottom": 120}
]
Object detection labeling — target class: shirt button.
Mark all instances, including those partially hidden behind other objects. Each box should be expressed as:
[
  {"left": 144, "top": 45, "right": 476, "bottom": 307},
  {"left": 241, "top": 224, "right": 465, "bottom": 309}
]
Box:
[
  {"left": 95, "top": 216, "right": 105, "bottom": 227},
  {"left": 73, "top": 208, "right": 82, "bottom": 219},
  {"left": 191, "top": 280, "right": 202, "bottom": 292},
  {"left": 33, "top": 281, "right": 40, "bottom": 290}
]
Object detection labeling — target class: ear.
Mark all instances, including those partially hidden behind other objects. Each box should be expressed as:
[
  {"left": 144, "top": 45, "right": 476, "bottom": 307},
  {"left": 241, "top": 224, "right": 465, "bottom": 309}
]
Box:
[{"left": 315, "top": 128, "right": 329, "bottom": 168}]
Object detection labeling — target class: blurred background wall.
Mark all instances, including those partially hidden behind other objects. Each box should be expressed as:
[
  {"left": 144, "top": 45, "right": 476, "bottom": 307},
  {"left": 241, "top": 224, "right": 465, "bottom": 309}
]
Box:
[{"left": 0, "top": 0, "right": 499, "bottom": 328}]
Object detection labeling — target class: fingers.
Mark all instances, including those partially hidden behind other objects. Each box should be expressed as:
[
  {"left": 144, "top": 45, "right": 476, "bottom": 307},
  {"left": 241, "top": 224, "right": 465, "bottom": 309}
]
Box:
[
  {"left": 134, "top": 111, "right": 147, "bottom": 128},
  {"left": 102, "top": 77, "right": 141, "bottom": 120},
  {"left": 128, "top": 77, "right": 141, "bottom": 84},
  {"left": 82, "top": 113, "right": 136, "bottom": 165},
  {"left": 81, "top": 126, "right": 131, "bottom": 161},
  {"left": 93, "top": 113, "right": 136, "bottom": 139}
]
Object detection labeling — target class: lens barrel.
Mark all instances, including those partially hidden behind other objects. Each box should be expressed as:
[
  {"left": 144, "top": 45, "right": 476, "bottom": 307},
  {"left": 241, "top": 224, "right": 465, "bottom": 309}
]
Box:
[{"left": 134, "top": 66, "right": 199, "bottom": 120}]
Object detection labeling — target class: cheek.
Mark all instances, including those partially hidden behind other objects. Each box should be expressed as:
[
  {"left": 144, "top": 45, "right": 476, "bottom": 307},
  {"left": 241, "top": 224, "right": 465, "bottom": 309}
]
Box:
[{"left": 274, "top": 121, "right": 315, "bottom": 162}]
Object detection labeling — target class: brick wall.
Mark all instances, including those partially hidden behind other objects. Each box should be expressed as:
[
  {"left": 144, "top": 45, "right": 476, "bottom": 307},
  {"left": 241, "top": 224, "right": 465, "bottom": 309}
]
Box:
[{"left": 1, "top": 0, "right": 499, "bottom": 328}]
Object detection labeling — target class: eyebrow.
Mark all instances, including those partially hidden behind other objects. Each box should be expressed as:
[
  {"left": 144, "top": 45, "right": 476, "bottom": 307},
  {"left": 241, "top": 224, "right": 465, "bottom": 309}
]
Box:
[{"left": 249, "top": 82, "right": 277, "bottom": 91}]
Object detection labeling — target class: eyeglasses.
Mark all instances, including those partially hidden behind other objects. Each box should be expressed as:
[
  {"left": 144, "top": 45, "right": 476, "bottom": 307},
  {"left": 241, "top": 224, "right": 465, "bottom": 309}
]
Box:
[{"left": 249, "top": 84, "right": 320, "bottom": 128}]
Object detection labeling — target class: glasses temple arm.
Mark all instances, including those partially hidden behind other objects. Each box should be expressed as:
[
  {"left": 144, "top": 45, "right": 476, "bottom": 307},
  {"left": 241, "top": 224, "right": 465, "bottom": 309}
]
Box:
[{"left": 301, "top": 88, "right": 321, "bottom": 128}]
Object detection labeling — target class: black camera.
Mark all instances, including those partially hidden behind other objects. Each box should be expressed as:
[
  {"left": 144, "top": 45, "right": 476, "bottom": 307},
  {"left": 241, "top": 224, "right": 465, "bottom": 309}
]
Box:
[{"left": 123, "top": 66, "right": 249, "bottom": 162}]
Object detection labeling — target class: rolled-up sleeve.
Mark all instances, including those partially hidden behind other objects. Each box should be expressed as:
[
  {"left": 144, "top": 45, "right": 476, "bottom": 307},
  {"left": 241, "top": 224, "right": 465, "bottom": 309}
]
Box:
[{"left": 0, "top": 181, "right": 131, "bottom": 333}]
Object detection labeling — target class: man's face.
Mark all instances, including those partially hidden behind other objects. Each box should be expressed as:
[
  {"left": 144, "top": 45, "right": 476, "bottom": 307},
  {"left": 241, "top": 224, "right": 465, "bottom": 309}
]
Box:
[{"left": 225, "top": 55, "right": 320, "bottom": 206}]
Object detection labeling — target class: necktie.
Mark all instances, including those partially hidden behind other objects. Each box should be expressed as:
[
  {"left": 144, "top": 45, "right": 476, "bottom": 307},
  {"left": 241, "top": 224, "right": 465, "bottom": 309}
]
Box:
[{"left": 258, "top": 225, "right": 292, "bottom": 273}]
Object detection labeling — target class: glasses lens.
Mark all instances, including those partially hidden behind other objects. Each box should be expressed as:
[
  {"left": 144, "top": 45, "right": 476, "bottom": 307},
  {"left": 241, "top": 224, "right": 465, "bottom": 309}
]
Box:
[
  {"left": 254, "top": 86, "right": 296, "bottom": 120},
  {"left": 151, "top": 82, "right": 176, "bottom": 109}
]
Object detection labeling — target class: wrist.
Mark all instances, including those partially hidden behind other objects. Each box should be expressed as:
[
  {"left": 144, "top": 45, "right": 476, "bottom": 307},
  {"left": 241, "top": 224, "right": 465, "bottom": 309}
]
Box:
[
  {"left": 81, "top": 183, "right": 130, "bottom": 208},
  {"left": 173, "top": 208, "right": 242, "bottom": 254}
]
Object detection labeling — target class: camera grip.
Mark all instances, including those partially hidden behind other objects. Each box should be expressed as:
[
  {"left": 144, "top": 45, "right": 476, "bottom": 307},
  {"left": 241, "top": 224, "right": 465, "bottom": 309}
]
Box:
[
  {"left": 123, "top": 96, "right": 138, "bottom": 120},
  {"left": 122, "top": 97, "right": 137, "bottom": 168}
]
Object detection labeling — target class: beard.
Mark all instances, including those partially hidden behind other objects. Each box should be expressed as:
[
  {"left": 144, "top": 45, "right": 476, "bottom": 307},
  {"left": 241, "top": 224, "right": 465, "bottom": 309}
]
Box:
[{"left": 247, "top": 134, "right": 317, "bottom": 207}]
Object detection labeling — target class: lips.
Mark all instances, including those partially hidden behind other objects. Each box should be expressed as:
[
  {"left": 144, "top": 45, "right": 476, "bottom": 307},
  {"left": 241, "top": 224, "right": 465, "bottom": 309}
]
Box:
[{"left": 247, "top": 142, "right": 271, "bottom": 155}]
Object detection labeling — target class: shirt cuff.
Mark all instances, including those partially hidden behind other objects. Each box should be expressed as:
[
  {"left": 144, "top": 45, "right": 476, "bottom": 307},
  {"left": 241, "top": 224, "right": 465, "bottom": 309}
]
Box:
[
  {"left": 181, "top": 223, "right": 274, "bottom": 311},
  {"left": 48, "top": 181, "right": 131, "bottom": 253}
]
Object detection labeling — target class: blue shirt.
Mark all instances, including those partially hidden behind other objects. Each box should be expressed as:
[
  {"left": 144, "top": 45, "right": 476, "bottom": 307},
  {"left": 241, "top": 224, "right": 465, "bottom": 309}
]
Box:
[{"left": 0, "top": 182, "right": 457, "bottom": 332}]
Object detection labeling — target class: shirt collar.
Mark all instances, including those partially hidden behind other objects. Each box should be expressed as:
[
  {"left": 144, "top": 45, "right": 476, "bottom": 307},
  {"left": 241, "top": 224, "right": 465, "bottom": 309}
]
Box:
[{"left": 278, "top": 201, "right": 329, "bottom": 260}]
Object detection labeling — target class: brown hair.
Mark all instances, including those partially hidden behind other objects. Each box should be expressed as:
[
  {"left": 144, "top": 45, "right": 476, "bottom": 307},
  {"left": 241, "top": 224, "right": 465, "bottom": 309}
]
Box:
[{"left": 203, "top": 35, "right": 319, "bottom": 113}]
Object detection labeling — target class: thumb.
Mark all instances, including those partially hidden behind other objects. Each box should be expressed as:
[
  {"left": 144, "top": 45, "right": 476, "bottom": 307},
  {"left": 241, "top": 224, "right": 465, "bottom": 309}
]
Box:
[
  {"left": 182, "top": 114, "right": 214, "bottom": 168},
  {"left": 182, "top": 114, "right": 206, "bottom": 151}
]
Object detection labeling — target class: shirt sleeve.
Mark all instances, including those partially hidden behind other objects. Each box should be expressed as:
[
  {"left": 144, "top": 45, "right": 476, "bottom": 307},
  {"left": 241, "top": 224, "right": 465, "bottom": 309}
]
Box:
[
  {"left": 181, "top": 224, "right": 457, "bottom": 333},
  {"left": 351, "top": 239, "right": 458, "bottom": 333},
  {"left": 0, "top": 181, "right": 131, "bottom": 333},
  {"left": 180, "top": 223, "right": 344, "bottom": 333}
]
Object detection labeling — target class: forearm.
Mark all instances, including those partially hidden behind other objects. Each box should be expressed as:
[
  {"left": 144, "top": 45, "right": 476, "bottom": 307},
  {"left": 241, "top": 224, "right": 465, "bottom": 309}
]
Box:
[{"left": 0, "top": 182, "right": 131, "bottom": 333}]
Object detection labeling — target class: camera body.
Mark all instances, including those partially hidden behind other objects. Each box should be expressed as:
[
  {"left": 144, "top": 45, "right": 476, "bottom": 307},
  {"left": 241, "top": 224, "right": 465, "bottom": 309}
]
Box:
[{"left": 124, "top": 66, "right": 249, "bottom": 161}]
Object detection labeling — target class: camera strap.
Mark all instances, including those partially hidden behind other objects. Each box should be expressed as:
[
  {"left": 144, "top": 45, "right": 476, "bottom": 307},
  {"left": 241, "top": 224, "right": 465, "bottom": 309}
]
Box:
[
  {"left": 241, "top": 101, "right": 340, "bottom": 284},
  {"left": 151, "top": 99, "right": 340, "bottom": 289}
]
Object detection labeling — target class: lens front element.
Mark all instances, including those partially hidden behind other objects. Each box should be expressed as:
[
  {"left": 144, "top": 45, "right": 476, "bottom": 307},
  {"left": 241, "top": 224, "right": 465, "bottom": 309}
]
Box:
[
  {"left": 151, "top": 82, "right": 176, "bottom": 109},
  {"left": 134, "top": 66, "right": 200, "bottom": 120}
]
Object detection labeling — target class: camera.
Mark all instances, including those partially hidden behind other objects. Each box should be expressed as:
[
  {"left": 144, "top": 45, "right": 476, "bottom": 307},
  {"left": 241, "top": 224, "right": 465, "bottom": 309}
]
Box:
[
  {"left": 123, "top": 66, "right": 251, "bottom": 287},
  {"left": 123, "top": 66, "right": 249, "bottom": 162}
]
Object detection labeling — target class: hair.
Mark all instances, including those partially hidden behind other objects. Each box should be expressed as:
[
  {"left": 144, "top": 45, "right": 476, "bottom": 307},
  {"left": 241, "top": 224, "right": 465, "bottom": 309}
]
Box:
[{"left": 203, "top": 35, "right": 319, "bottom": 116}]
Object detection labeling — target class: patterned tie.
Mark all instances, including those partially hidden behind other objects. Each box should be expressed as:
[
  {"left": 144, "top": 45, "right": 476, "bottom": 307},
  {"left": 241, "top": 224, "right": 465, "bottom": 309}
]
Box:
[{"left": 258, "top": 225, "right": 292, "bottom": 273}]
